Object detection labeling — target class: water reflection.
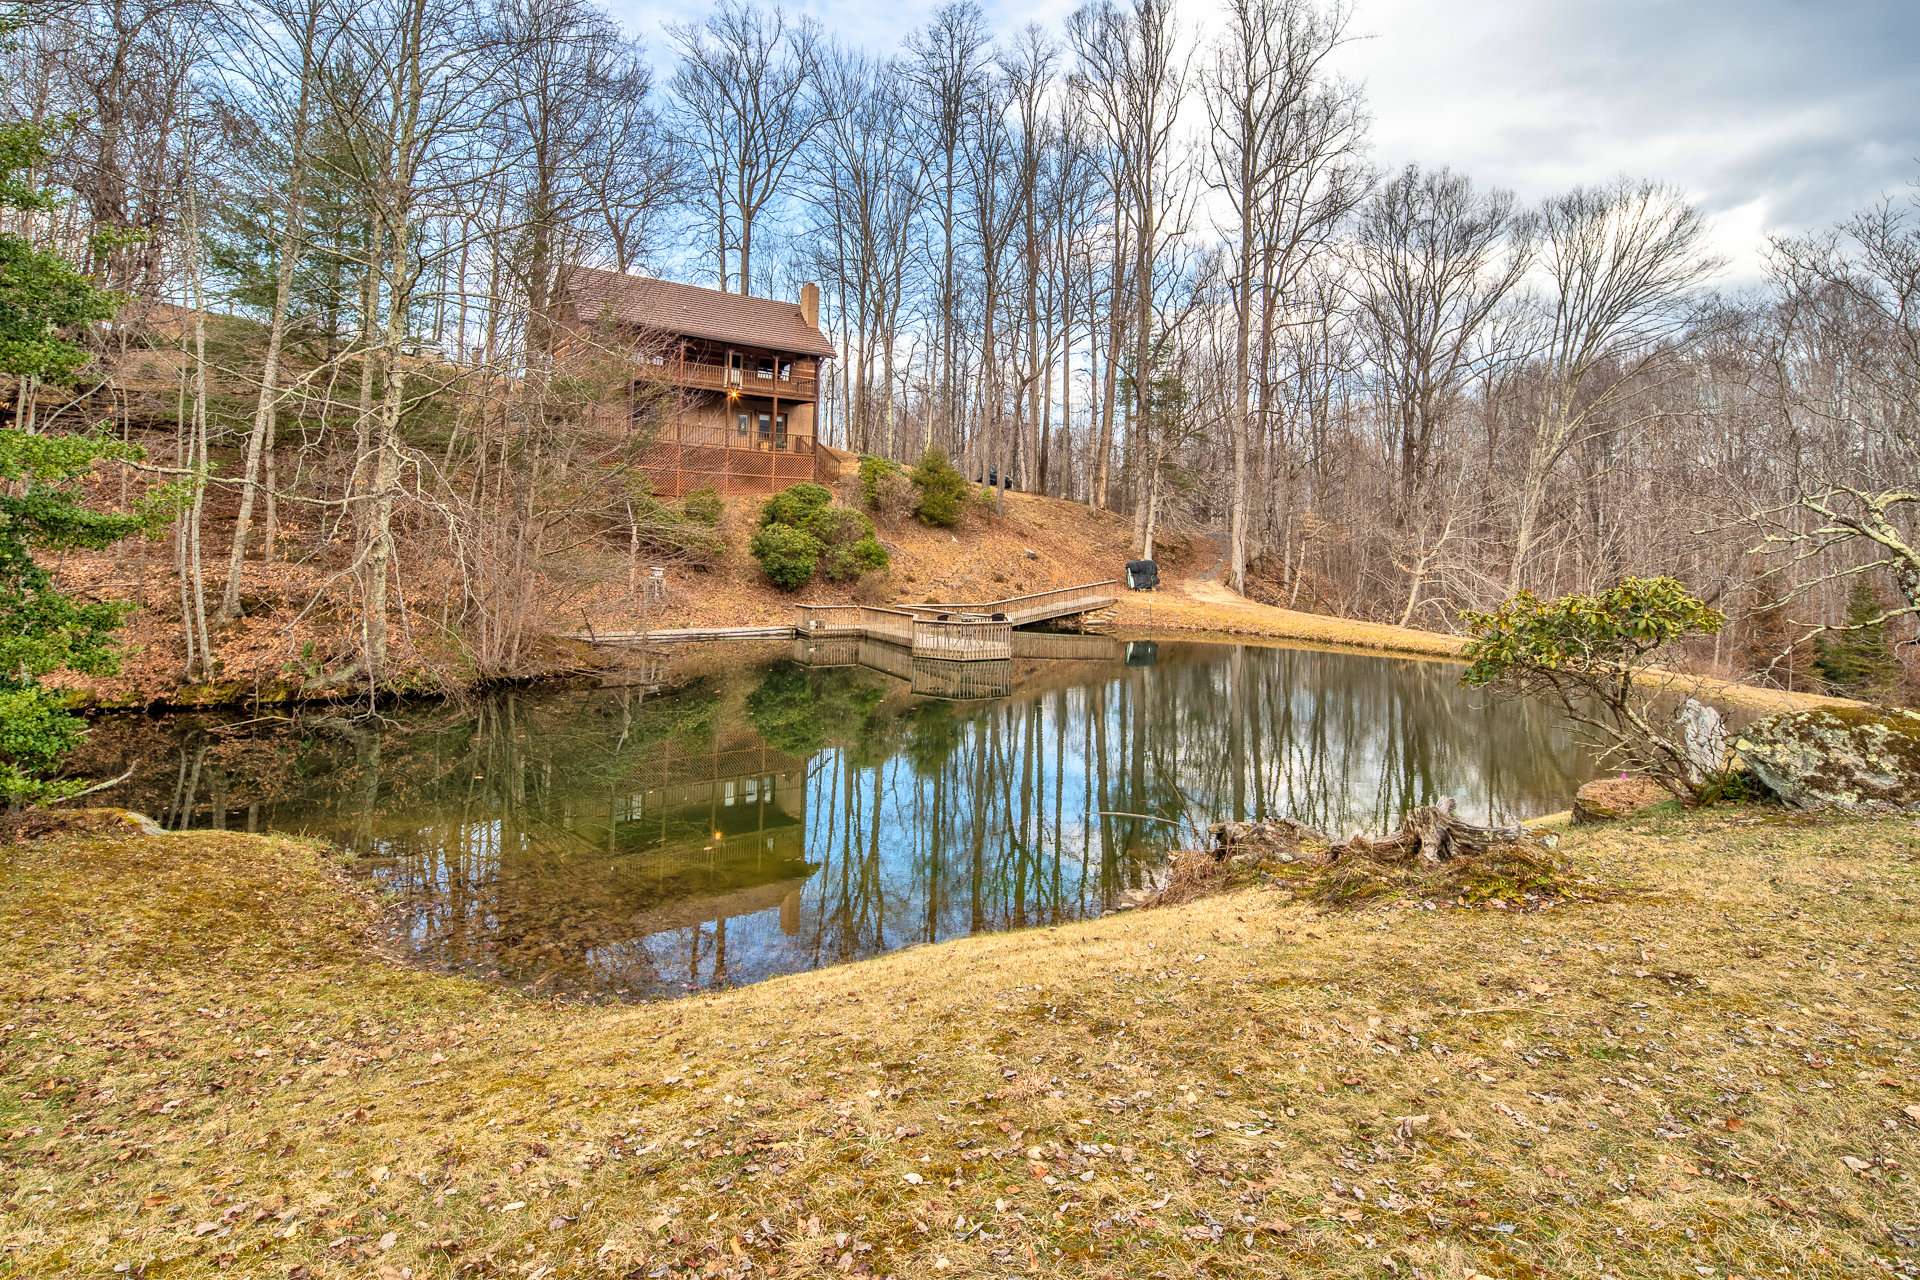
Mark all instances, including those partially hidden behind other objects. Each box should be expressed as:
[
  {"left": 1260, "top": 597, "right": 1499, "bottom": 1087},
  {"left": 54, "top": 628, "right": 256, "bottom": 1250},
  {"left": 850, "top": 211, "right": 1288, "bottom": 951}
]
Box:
[{"left": 95, "top": 640, "right": 1593, "bottom": 999}]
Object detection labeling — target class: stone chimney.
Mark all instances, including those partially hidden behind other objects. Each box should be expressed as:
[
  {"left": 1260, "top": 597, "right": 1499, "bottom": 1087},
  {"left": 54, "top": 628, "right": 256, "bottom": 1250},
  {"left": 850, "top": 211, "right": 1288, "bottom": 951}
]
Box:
[{"left": 799, "top": 281, "right": 820, "bottom": 330}]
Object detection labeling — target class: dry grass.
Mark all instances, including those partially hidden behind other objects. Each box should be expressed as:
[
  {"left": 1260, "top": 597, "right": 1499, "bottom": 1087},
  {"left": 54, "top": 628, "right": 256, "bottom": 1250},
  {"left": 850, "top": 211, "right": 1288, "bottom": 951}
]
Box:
[
  {"left": 4, "top": 807, "right": 1919, "bottom": 1278},
  {"left": 1116, "top": 578, "right": 1470, "bottom": 661}
]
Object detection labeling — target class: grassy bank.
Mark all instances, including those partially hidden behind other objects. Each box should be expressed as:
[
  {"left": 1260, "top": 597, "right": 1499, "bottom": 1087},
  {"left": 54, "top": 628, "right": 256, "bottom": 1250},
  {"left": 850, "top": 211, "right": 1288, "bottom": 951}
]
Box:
[
  {"left": 1117, "top": 584, "right": 1855, "bottom": 717},
  {"left": 4, "top": 808, "right": 1917, "bottom": 1278}
]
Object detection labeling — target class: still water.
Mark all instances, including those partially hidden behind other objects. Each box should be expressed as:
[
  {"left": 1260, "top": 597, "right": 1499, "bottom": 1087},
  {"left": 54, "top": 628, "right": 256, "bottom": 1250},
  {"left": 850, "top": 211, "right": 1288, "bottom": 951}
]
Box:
[{"left": 96, "top": 638, "right": 1595, "bottom": 1000}]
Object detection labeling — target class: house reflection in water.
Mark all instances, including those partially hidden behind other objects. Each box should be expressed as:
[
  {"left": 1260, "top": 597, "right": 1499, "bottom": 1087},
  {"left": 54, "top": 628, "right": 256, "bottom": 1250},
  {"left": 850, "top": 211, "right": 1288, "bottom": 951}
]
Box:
[
  {"left": 584, "top": 732, "right": 816, "bottom": 990},
  {"left": 371, "top": 724, "right": 822, "bottom": 999}
]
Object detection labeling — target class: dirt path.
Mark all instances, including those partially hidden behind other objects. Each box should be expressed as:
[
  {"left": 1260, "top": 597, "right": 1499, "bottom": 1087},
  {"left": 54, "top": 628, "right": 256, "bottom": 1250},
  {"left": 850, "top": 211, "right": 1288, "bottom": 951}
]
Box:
[{"left": 1111, "top": 534, "right": 1468, "bottom": 659}]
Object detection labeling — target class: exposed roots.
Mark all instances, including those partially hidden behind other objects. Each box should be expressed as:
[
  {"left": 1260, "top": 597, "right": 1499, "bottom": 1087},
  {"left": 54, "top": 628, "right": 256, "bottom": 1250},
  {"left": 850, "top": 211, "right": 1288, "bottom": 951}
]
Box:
[{"left": 1200, "top": 799, "right": 1593, "bottom": 912}]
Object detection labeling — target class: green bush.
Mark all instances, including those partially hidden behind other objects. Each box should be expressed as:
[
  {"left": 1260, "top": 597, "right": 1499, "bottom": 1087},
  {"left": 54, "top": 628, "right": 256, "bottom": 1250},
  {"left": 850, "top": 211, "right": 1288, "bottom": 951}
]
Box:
[
  {"left": 822, "top": 535, "right": 890, "bottom": 582},
  {"left": 680, "top": 487, "right": 724, "bottom": 526},
  {"left": 753, "top": 484, "right": 887, "bottom": 590},
  {"left": 863, "top": 458, "right": 915, "bottom": 521},
  {"left": 759, "top": 482, "right": 834, "bottom": 529},
  {"left": 670, "top": 524, "right": 728, "bottom": 568},
  {"left": 749, "top": 523, "right": 823, "bottom": 591},
  {"left": 803, "top": 504, "right": 874, "bottom": 548},
  {"left": 910, "top": 449, "right": 970, "bottom": 527}
]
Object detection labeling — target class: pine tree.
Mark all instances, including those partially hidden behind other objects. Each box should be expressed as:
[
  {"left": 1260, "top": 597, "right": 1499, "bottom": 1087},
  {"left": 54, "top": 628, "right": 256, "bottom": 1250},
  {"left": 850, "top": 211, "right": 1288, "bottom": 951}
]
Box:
[
  {"left": 1813, "top": 578, "right": 1902, "bottom": 701},
  {"left": 0, "top": 117, "right": 167, "bottom": 803}
]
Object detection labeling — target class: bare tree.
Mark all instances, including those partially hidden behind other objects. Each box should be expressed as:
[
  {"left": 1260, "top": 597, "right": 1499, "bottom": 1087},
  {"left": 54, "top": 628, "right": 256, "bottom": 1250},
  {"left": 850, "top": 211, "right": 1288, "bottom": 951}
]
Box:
[
  {"left": 907, "top": 1, "right": 993, "bottom": 455},
  {"left": 1347, "top": 165, "right": 1529, "bottom": 512},
  {"left": 1506, "top": 179, "right": 1718, "bottom": 593},
  {"left": 1069, "top": 0, "right": 1189, "bottom": 550},
  {"left": 1204, "top": 0, "right": 1364, "bottom": 590},
  {"left": 667, "top": 0, "right": 824, "bottom": 295}
]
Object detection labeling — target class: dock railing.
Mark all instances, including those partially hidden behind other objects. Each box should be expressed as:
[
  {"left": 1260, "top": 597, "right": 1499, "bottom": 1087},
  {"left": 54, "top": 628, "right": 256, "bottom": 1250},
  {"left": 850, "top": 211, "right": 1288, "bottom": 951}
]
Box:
[
  {"left": 793, "top": 579, "right": 1117, "bottom": 662},
  {"left": 912, "top": 616, "right": 1013, "bottom": 661},
  {"left": 907, "top": 579, "right": 1119, "bottom": 625}
]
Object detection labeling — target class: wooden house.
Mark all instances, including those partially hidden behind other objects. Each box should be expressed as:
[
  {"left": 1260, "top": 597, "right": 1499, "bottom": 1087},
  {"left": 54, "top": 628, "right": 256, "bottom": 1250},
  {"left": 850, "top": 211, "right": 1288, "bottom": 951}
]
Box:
[{"left": 560, "top": 266, "right": 835, "bottom": 498}]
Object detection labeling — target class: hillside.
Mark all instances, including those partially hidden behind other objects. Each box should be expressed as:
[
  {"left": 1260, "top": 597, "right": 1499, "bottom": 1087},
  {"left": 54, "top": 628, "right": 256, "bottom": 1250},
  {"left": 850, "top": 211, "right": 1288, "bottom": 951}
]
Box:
[
  {"left": 51, "top": 458, "right": 1195, "bottom": 705},
  {"left": 578, "top": 487, "right": 1195, "bottom": 633}
]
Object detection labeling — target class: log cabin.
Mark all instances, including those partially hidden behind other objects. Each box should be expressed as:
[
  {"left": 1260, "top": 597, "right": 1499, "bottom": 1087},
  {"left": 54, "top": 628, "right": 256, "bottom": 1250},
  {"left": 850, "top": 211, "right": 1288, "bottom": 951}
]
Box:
[{"left": 559, "top": 266, "right": 835, "bottom": 498}]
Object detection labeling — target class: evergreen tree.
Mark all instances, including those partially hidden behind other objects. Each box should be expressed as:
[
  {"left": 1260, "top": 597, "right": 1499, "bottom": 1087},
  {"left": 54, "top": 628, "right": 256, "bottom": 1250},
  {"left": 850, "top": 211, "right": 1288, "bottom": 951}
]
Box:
[
  {"left": 1814, "top": 578, "right": 1903, "bottom": 701},
  {"left": 0, "top": 118, "right": 167, "bottom": 803}
]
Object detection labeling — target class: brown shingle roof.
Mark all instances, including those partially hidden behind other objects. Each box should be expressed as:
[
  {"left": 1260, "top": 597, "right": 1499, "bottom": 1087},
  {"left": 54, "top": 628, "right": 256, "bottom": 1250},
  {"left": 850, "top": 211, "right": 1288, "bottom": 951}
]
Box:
[{"left": 562, "top": 265, "right": 835, "bottom": 358}]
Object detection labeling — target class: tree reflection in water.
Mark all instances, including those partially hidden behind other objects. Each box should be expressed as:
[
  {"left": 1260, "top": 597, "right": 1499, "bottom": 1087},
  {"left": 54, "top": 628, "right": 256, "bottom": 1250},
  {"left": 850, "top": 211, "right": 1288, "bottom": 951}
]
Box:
[{"left": 95, "top": 641, "right": 1592, "bottom": 1000}]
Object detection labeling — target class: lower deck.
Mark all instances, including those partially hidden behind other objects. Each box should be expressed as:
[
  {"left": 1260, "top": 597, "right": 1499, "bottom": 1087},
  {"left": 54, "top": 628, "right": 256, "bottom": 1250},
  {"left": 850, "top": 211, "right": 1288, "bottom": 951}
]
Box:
[{"left": 638, "top": 390, "right": 821, "bottom": 497}]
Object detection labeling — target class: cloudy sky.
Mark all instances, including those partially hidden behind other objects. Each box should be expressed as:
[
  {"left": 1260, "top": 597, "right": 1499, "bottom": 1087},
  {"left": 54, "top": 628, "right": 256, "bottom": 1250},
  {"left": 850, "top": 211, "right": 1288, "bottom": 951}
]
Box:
[{"left": 605, "top": 0, "right": 1920, "bottom": 284}]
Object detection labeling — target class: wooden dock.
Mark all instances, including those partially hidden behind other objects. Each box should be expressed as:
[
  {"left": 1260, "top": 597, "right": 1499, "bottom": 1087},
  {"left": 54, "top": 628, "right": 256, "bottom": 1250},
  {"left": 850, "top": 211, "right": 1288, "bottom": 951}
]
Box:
[
  {"left": 573, "top": 580, "right": 1119, "bottom": 665},
  {"left": 794, "top": 580, "right": 1117, "bottom": 662}
]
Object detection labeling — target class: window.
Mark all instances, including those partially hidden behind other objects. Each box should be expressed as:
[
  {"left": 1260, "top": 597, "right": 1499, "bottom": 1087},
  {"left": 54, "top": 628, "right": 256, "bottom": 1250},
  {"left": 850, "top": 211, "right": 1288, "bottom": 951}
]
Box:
[
  {"left": 728, "top": 351, "right": 743, "bottom": 385},
  {"left": 756, "top": 413, "right": 772, "bottom": 443},
  {"left": 736, "top": 412, "right": 750, "bottom": 436},
  {"left": 779, "top": 360, "right": 793, "bottom": 382},
  {"left": 774, "top": 413, "right": 788, "bottom": 450},
  {"left": 756, "top": 357, "right": 774, "bottom": 380}
]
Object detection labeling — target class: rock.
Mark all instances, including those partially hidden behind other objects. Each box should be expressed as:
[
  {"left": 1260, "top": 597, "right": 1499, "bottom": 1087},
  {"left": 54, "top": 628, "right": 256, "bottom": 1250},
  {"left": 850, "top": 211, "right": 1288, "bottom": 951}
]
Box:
[
  {"left": 1676, "top": 697, "right": 1729, "bottom": 782},
  {"left": 1572, "top": 775, "right": 1672, "bottom": 824},
  {"left": 1733, "top": 706, "right": 1920, "bottom": 813},
  {"left": 118, "top": 810, "right": 167, "bottom": 836}
]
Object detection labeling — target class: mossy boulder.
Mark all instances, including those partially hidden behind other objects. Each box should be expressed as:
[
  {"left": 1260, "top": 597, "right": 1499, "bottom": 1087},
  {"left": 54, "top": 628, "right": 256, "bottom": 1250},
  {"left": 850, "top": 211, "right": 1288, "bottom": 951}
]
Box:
[{"left": 1733, "top": 705, "right": 1920, "bottom": 813}]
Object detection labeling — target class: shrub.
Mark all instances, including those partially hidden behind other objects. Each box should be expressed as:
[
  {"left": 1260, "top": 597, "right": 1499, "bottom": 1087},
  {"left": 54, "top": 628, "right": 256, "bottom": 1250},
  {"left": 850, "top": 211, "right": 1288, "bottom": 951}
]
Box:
[
  {"left": 754, "top": 485, "right": 886, "bottom": 590},
  {"left": 625, "top": 483, "right": 726, "bottom": 569},
  {"left": 910, "top": 449, "right": 970, "bottom": 527},
  {"left": 680, "top": 487, "right": 724, "bottom": 527},
  {"left": 803, "top": 504, "right": 875, "bottom": 548},
  {"left": 1462, "top": 576, "right": 1730, "bottom": 799},
  {"left": 857, "top": 454, "right": 897, "bottom": 504},
  {"left": 669, "top": 524, "right": 728, "bottom": 568},
  {"left": 749, "top": 523, "right": 823, "bottom": 590},
  {"left": 760, "top": 482, "right": 834, "bottom": 529},
  {"left": 822, "top": 535, "right": 890, "bottom": 582},
  {"left": 857, "top": 455, "right": 914, "bottom": 521}
]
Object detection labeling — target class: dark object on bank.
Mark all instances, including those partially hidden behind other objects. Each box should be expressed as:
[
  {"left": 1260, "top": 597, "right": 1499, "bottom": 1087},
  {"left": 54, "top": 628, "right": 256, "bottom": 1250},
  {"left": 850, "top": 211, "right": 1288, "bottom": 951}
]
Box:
[{"left": 1125, "top": 559, "right": 1158, "bottom": 590}]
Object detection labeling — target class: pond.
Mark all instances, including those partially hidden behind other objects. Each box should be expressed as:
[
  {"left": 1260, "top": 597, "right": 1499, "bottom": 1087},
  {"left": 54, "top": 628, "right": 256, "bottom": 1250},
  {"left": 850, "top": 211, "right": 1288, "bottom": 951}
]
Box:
[{"left": 94, "top": 637, "right": 1596, "bottom": 1000}]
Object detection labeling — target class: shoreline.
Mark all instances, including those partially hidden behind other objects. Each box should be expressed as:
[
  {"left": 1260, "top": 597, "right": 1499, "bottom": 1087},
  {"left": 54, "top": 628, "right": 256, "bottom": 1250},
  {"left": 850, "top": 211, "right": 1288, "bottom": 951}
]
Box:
[{"left": 67, "top": 610, "right": 1852, "bottom": 720}]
